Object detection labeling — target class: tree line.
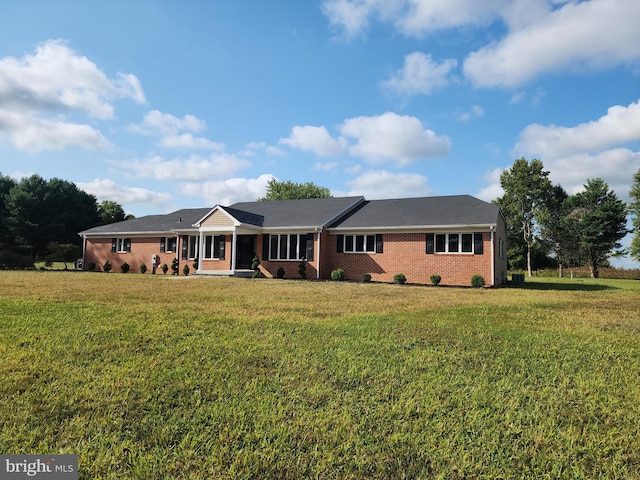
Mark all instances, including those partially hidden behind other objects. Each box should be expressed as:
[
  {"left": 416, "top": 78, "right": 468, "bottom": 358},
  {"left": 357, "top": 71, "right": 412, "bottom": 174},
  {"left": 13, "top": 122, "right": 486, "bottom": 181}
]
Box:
[
  {"left": 494, "top": 158, "right": 640, "bottom": 278},
  {"left": 0, "top": 173, "right": 130, "bottom": 268}
]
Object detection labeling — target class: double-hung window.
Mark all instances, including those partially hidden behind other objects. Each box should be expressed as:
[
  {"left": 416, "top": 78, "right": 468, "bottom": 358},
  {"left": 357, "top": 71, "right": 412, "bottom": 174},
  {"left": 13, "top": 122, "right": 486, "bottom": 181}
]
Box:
[
  {"left": 203, "top": 235, "right": 225, "bottom": 259},
  {"left": 160, "top": 237, "right": 177, "bottom": 253},
  {"left": 111, "top": 237, "right": 131, "bottom": 253},
  {"left": 337, "top": 234, "right": 383, "bottom": 254},
  {"left": 269, "top": 234, "right": 305, "bottom": 260},
  {"left": 427, "top": 233, "right": 483, "bottom": 254}
]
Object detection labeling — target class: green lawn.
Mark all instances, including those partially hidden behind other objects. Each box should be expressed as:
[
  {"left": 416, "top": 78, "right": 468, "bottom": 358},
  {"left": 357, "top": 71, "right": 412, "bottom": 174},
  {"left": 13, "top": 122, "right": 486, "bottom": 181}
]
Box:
[{"left": 1, "top": 272, "right": 639, "bottom": 479}]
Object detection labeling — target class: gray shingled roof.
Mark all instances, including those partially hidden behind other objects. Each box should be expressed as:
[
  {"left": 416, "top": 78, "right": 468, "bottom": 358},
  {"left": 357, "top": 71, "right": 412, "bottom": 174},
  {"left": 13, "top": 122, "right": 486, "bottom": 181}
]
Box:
[
  {"left": 228, "top": 196, "right": 364, "bottom": 228},
  {"left": 328, "top": 196, "right": 500, "bottom": 229},
  {"left": 79, "top": 208, "right": 211, "bottom": 235}
]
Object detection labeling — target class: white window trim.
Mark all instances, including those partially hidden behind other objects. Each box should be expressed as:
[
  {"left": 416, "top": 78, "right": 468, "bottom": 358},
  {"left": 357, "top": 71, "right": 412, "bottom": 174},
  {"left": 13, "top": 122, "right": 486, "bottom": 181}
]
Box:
[
  {"left": 115, "top": 238, "right": 129, "bottom": 253},
  {"left": 269, "top": 233, "right": 306, "bottom": 261},
  {"left": 435, "top": 233, "right": 475, "bottom": 254},
  {"left": 203, "top": 235, "right": 225, "bottom": 260},
  {"left": 343, "top": 234, "right": 376, "bottom": 254}
]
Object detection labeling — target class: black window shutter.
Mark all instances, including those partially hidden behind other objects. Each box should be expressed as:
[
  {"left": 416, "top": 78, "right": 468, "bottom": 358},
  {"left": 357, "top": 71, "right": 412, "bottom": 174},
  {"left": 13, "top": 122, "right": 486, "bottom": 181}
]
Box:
[
  {"left": 160, "top": 237, "right": 166, "bottom": 253},
  {"left": 337, "top": 234, "right": 344, "bottom": 253},
  {"left": 181, "top": 235, "right": 188, "bottom": 260},
  {"left": 262, "top": 234, "right": 270, "bottom": 260},
  {"left": 218, "top": 235, "right": 225, "bottom": 260},
  {"left": 426, "top": 233, "right": 434, "bottom": 254},
  {"left": 125, "top": 238, "right": 131, "bottom": 253},
  {"left": 305, "top": 233, "right": 314, "bottom": 261},
  {"left": 474, "top": 233, "right": 484, "bottom": 254},
  {"left": 111, "top": 238, "right": 117, "bottom": 253},
  {"left": 375, "top": 234, "right": 383, "bottom": 254}
]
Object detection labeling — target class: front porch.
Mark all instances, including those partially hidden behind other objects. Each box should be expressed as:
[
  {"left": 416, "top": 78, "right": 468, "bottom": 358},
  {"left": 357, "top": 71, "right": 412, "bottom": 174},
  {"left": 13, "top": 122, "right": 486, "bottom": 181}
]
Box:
[{"left": 194, "top": 269, "right": 255, "bottom": 278}]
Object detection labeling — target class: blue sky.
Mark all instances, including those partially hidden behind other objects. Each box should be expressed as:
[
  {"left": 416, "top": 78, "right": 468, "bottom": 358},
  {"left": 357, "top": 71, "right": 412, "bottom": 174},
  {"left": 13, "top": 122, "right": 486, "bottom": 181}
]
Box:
[{"left": 1, "top": 1, "right": 639, "bottom": 265}]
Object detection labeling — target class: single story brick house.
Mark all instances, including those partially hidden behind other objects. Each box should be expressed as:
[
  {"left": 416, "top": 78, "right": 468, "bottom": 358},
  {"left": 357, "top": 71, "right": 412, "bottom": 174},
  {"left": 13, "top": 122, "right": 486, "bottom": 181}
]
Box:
[{"left": 79, "top": 195, "right": 508, "bottom": 286}]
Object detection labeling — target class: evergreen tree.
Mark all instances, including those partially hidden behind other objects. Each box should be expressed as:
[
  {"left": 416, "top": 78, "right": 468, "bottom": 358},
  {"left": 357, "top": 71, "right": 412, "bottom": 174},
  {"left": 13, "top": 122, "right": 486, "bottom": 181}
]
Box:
[{"left": 630, "top": 169, "right": 640, "bottom": 262}]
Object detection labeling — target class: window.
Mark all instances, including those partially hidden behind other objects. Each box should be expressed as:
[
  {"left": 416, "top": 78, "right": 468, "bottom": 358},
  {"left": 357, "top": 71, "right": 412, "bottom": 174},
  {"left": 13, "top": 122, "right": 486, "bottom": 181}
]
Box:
[
  {"left": 111, "top": 238, "right": 131, "bottom": 253},
  {"left": 181, "top": 235, "right": 199, "bottom": 260},
  {"left": 427, "top": 233, "right": 484, "bottom": 254},
  {"left": 160, "top": 237, "right": 177, "bottom": 253},
  {"left": 203, "top": 235, "right": 225, "bottom": 259},
  {"left": 268, "top": 234, "right": 309, "bottom": 260},
  {"left": 338, "top": 234, "right": 382, "bottom": 254}
]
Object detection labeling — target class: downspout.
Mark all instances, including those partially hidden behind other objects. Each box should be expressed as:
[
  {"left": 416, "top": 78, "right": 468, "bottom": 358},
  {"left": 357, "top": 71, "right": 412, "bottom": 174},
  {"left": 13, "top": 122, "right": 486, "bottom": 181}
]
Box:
[
  {"left": 316, "top": 227, "right": 321, "bottom": 280},
  {"left": 176, "top": 234, "right": 180, "bottom": 272},
  {"left": 81, "top": 235, "right": 86, "bottom": 270},
  {"left": 490, "top": 226, "right": 495, "bottom": 287}
]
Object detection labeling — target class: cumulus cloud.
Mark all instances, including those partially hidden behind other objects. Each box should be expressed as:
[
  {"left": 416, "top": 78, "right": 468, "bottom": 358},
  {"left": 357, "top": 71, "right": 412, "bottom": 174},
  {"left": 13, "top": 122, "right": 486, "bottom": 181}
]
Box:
[
  {"left": 458, "top": 105, "right": 484, "bottom": 122},
  {"left": 464, "top": 0, "right": 640, "bottom": 88},
  {"left": 0, "top": 39, "right": 144, "bottom": 151},
  {"left": 279, "top": 125, "right": 347, "bottom": 157},
  {"left": 121, "top": 153, "right": 251, "bottom": 181},
  {"left": 340, "top": 112, "right": 450, "bottom": 165},
  {"left": 129, "top": 110, "right": 223, "bottom": 150},
  {"left": 77, "top": 178, "right": 171, "bottom": 207},
  {"left": 243, "top": 141, "right": 286, "bottom": 156},
  {"left": 346, "top": 169, "right": 432, "bottom": 199},
  {"left": 383, "top": 52, "right": 457, "bottom": 96},
  {"left": 180, "top": 174, "right": 275, "bottom": 206},
  {"left": 515, "top": 99, "right": 640, "bottom": 158}
]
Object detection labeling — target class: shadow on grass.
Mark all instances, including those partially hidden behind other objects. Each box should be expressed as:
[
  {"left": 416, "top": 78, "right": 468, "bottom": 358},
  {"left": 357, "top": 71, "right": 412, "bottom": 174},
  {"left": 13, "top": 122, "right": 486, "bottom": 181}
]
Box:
[{"left": 508, "top": 281, "right": 617, "bottom": 292}]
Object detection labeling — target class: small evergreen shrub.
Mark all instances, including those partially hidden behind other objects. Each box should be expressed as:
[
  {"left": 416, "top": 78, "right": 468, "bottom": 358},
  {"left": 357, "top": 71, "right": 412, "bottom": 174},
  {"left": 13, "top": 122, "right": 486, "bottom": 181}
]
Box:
[
  {"left": 362, "top": 273, "right": 372, "bottom": 283},
  {"left": 183, "top": 264, "right": 190, "bottom": 276},
  {"left": 171, "top": 258, "right": 179, "bottom": 275},
  {"left": 276, "top": 267, "right": 286, "bottom": 279},
  {"left": 471, "top": 274, "right": 485, "bottom": 288},
  {"left": 139, "top": 263, "right": 147, "bottom": 274},
  {"left": 161, "top": 263, "right": 169, "bottom": 274},
  {"left": 331, "top": 268, "right": 345, "bottom": 281},
  {"left": 252, "top": 255, "right": 262, "bottom": 278},
  {"left": 120, "top": 262, "right": 130, "bottom": 273},
  {"left": 298, "top": 257, "right": 307, "bottom": 279},
  {"left": 87, "top": 261, "right": 96, "bottom": 272},
  {"left": 192, "top": 257, "right": 198, "bottom": 270},
  {"left": 103, "top": 261, "right": 112, "bottom": 273},
  {"left": 430, "top": 274, "right": 441, "bottom": 286},
  {"left": 393, "top": 273, "right": 407, "bottom": 285}
]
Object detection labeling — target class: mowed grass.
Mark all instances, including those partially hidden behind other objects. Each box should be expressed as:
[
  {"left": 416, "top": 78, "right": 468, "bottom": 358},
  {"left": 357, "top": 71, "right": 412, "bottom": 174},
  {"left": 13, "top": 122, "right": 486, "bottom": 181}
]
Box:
[{"left": 1, "top": 272, "right": 639, "bottom": 479}]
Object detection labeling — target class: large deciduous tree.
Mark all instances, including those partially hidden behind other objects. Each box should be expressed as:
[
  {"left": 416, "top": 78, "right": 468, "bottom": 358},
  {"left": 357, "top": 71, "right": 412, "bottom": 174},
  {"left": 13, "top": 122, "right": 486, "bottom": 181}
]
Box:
[
  {"left": 566, "top": 178, "right": 628, "bottom": 278},
  {"left": 495, "top": 158, "right": 553, "bottom": 276},
  {"left": 258, "top": 179, "right": 331, "bottom": 201},
  {"left": 98, "top": 200, "right": 127, "bottom": 224},
  {"left": 630, "top": 168, "right": 640, "bottom": 262}
]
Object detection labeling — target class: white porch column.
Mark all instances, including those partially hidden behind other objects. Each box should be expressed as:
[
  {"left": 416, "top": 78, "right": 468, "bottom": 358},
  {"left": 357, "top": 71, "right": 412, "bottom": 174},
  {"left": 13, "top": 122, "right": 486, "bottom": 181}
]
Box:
[
  {"left": 490, "top": 226, "right": 495, "bottom": 287},
  {"left": 231, "top": 229, "right": 237, "bottom": 273},
  {"left": 198, "top": 231, "right": 204, "bottom": 272}
]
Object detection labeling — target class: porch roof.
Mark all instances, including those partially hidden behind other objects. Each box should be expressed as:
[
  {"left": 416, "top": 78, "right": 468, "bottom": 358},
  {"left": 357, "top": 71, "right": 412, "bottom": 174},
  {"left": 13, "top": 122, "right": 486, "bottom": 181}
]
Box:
[{"left": 79, "top": 208, "right": 210, "bottom": 236}]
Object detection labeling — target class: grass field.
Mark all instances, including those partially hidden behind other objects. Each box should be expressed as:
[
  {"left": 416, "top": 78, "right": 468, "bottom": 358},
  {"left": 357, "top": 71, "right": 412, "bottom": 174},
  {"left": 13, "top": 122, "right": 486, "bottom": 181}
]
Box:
[{"left": 1, "top": 271, "right": 639, "bottom": 479}]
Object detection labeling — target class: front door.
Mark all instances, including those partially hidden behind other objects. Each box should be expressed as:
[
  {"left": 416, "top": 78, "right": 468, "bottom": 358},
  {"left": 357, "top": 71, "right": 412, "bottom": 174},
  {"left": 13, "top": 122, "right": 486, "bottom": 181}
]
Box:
[{"left": 235, "top": 235, "right": 256, "bottom": 269}]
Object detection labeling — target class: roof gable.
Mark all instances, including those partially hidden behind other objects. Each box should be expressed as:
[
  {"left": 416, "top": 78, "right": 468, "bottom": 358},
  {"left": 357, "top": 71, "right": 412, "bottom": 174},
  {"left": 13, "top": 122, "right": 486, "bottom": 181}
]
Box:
[{"left": 79, "top": 208, "right": 211, "bottom": 236}]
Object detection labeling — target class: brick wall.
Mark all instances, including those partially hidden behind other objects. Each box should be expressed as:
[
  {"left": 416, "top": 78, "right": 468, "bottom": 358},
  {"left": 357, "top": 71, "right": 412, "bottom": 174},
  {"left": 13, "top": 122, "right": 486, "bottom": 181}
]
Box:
[
  {"left": 326, "top": 232, "right": 496, "bottom": 286},
  {"left": 257, "top": 233, "right": 319, "bottom": 279}
]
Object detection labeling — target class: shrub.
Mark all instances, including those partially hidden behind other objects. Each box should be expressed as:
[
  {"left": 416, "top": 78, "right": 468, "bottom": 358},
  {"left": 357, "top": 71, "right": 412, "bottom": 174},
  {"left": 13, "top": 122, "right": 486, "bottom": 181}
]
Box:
[
  {"left": 276, "top": 267, "right": 286, "bottom": 279},
  {"left": 161, "top": 263, "right": 169, "bottom": 275},
  {"left": 331, "top": 268, "right": 345, "bottom": 281},
  {"left": 103, "top": 261, "right": 112, "bottom": 273},
  {"left": 298, "top": 257, "right": 307, "bottom": 279},
  {"left": 171, "top": 258, "right": 179, "bottom": 275},
  {"left": 252, "top": 255, "right": 262, "bottom": 278},
  {"left": 430, "top": 274, "right": 441, "bottom": 286},
  {"left": 393, "top": 273, "right": 407, "bottom": 285},
  {"left": 362, "top": 273, "right": 372, "bottom": 283},
  {"left": 0, "top": 251, "right": 35, "bottom": 270},
  {"left": 471, "top": 274, "right": 485, "bottom": 288},
  {"left": 120, "top": 262, "right": 130, "bottom": 273},
  {"left": 192, "top": 257, "right": 199, "bottom": 270},
  {"left": 87, "top": 261, "right": 96, "bottom": 272},
  {"left": 183, "top": 264, "right": 190, "bottom": 276},
  {"left": 139, "top": 263, "right": 147, "bottom": 274}
]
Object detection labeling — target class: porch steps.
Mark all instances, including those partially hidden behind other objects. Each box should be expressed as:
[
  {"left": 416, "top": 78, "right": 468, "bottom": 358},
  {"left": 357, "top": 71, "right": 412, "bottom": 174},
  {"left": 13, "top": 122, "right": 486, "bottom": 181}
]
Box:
[{"left": 194, "top": 270, "right": 255, "bottom": 278}]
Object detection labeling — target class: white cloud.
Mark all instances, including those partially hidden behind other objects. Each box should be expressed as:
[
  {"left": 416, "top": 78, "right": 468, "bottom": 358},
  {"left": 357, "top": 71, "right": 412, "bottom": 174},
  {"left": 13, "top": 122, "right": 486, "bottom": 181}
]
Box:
[
  {"left": 340, "top": 112, "right": 450, "bottom": 165},
  {"left": 279, "top": 125, "right": 347, "bottom": 157},
  {"left": 158, "top": 133, "right": 224, "bottom": 151},
  {"left": 243, "top": 141, "right": 286, "bottom": 156},
  {"left": 313, "top": 161, "right": 339, "bottom": 171},
  {"left": 180, "top": 174, "right": 274, "bottom": 206},
  {"left": 515, "top": 99, "right": 640, "bottom": 158},
  {"left": 458, "top": 105, "right": 484, "bottom": 122},
  {"left": 321, "top": 0, "right": 403, "bottom": 39},
  {"left": 464, "top": 0, "right": 640, "bottom": 88},
  {"left": 475, "top": 167, "right": 505, "bottom": 202},
  {"left": 0, "top": 39, "right": 144, "bottom": 152},
  {"left": 77, "top": 178, "right": 171, "bottom": 207},
  {"left": 346, "top": 169, "right": 432, "bottom": 199},
  {"left": 121, "top": 153, "right": 251, "bottom": 181},
  {"left": 383, "top": 52, "right": 457, "bottom": 96}
]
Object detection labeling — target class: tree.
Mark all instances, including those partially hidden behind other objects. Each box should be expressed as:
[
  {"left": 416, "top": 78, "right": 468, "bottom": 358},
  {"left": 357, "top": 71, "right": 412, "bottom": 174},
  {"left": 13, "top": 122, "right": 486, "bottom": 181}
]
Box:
[
  {"left": 5, "top": 175, "right": 101, "bottom": 257},
  {"left": 258, "top": 179, "right": 331, "bottom": 201},
  {"left": 98, "top": 200, "right": 126, "bottom": 224},
  {"left": 538, "top": 185, "right": 573, "bottom": 277},
  {"left": 630, "top": 169, "right": 640, "bottom": 262},
  {"left": 495, "top": 158, "right": 553, "bottom": 276},
  {"left": 46, "top": 242, "right": 81, "bottom": 270},
  {"left": 0, "top": 174, "right": 17, "bottom": 251},
  {"left": 566, "top": 178, "right": 628, "bottom": 278}
]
